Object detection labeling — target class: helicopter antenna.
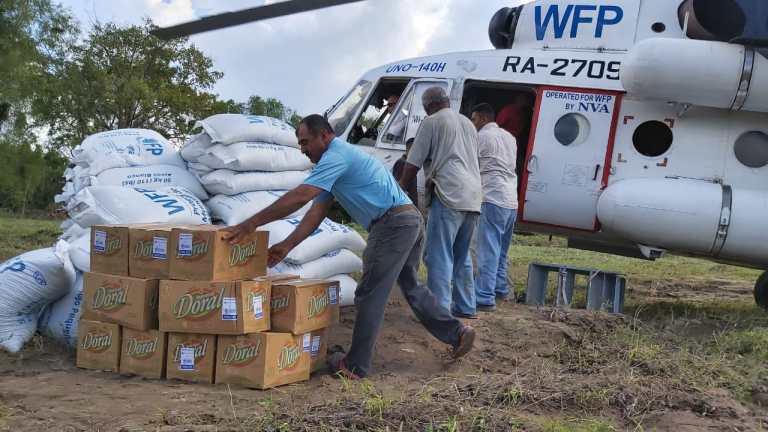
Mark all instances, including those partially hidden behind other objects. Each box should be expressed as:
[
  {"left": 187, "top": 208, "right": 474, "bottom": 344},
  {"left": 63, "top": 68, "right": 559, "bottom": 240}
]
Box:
[{"left": 151, "top": 0, "right": 365, "bottom": 40}]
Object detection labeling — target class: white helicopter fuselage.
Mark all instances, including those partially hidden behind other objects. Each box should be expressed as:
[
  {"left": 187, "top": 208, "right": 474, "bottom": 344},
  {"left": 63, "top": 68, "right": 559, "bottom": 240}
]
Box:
[{"left": 325, "top": 0, "right": 768, "bottom": 270}]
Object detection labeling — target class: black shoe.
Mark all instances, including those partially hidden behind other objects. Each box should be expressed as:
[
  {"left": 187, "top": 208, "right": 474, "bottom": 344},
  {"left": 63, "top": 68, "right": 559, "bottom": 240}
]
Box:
[
  {"left": 450, "top": 325, "right": 476, "bottom": 359},
  {"left": 476, "top": 304, "right": 496, "bottom": 312},
  {"left": 452, "top": 311, "right": 478, "bottom": 319}
]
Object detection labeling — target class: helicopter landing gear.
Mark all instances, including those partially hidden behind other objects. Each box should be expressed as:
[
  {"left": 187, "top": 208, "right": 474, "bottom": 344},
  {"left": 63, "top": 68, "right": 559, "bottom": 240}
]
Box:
[{"left": 755, "top": 272, "right": 768, "bottom": 310}]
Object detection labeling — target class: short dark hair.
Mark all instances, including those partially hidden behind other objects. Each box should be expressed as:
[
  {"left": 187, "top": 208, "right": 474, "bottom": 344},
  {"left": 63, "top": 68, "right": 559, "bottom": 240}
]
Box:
[
  {"left": 471, "top": 103, "right": 496, "bottom": 120},
  {"left": 298, "top": 114, "right": 334, "bottom": 136}
]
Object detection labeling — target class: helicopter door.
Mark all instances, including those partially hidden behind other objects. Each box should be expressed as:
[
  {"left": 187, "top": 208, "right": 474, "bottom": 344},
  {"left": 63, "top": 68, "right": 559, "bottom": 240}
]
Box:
[
  {"left": 377, "top": 78, "right": 454, "bottom": 151},
  {"left": 521, "top": 86, "right": 622, "bottom": 231}
]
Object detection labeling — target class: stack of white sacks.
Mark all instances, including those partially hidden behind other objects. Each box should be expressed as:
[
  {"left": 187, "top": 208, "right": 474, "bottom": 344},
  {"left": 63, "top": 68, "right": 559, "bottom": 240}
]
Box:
[
  {"left": 34, "top": 129, "right": 211, "bottom": 349},
  {"left": 2, "top": 118, "right": 365, "bottom": 354},
  {"left": 181, "top": 114, "right": 362, "bottom": 305}
]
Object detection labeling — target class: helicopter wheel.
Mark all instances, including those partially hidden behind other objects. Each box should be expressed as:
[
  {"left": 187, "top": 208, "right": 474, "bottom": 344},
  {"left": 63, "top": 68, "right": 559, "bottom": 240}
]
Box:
[{"left": 755, "top": 271, "right": 768, "bottom": 310}]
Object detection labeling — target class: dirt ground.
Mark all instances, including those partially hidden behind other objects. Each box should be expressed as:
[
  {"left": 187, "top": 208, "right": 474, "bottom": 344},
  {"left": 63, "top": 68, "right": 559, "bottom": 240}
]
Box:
[{"left": 1, "top": 280, "right": 766, "bottom": 432}]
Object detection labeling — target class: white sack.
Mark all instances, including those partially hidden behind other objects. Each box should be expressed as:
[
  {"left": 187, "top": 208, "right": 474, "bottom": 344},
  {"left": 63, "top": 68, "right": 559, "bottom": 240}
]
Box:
[
  {"left": 263, "top": 218, "right": 366, "bottom": 264},
  {"left": 207, "top": 191, "right": 311, "bottom": 226},
  {"left": 85, "top": 165, "right": 208, "bottom": 200},
  {"left": 197, "top": 143, "right": 312, "bottom": 172},
  {"left": 200, "top": 169, "right": 308, "bottom": 195},
  {"left": 68, "top": 232, "right": 90, "bottom": 272},
  {"left": 180, "top": 133, "right": 213, "bottom": 162},
  {"left": 0, "top": 242, "right": 76, "bottom": 353},
  {"left": 327, "top": 274, "right": 357, "bottom": 307},
  {"left": 38, "top": 272, "right": 84, "bottom": 349},
  {"left": 269, "top": 249, "right": 362, "bottom": 280},
  {"left": 67, "top": 186, "right": 210, "bottom": 228},
  {"left": 72, "top": 129, "right": 185, "bottom": 176},
  {"left": 60, "top": 219, "right": 87, "bottom": 242},
  {"left": 197, "top": 114, "right": 298, "bottom": 148}
]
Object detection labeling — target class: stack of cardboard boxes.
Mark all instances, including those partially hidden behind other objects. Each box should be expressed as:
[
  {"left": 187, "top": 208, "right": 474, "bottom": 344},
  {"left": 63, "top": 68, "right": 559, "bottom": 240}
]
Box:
[{"left": 76, "top": 223, "right": 340, "bottom": 389}]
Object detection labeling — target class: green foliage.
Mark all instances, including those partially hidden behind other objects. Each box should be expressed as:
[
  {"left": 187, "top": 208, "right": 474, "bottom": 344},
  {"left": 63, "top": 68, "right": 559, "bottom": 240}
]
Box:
[
  {"left": 34, "top": 20, "right": 224, "bottom": 148},
  {"left": 0, "top": 0, "right": 76, "bottom": 136},
  {"left": 0, "top": 137, "right": 67, "bottom": 214},
  {"left": 246, "top": 95, "right": 303, "bottom": 127}
]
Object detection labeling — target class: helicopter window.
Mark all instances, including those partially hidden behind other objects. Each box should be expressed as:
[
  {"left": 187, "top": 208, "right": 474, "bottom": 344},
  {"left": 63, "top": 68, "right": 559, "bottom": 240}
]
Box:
[
  {"left": 554, "top": 113, "right": 590, "bottom": 146},
  {"left": 327, "top": 80, "right": 373, "bottom": 136},
  {"left": 632, "top": 121, "right": 673, "bottom": 157},
  {"left": 734, "top": 131, "right": 768, "bottom": 168}
]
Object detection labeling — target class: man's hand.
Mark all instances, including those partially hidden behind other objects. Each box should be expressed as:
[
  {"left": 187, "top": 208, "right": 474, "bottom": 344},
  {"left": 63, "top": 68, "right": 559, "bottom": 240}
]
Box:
[
  {"left": 268, "top": 241, "right": 293, "bottom": 267},
  {"left": 222, "top": 220, "right": 256, "bottom": 245}
]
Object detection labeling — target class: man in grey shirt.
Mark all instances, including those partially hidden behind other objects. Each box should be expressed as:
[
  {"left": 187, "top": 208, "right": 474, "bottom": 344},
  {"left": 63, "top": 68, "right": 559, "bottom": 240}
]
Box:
[
  {"left": 471, "top": 103, "right": 519, "bottom": 311},
  {"left": 398, "top": 87, "right": 482, "bottom": 318}
]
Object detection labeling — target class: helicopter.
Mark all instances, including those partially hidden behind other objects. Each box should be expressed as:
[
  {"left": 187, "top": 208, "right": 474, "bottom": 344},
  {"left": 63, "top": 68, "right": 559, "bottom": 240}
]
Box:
[{"left": 154, "top": 0, "right": 768, "bottom": 308}]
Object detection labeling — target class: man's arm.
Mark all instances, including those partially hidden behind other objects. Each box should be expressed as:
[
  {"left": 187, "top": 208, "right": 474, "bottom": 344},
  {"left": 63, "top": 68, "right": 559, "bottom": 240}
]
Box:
[
  {"left": 398, "top": 162, "right": 420, "bottom": 191},
  {"left": 223, "top": 184, "right": 324, "bottom": 244},
  {"left": 267, "top": 198, "right": 332, "bottom": 267}
]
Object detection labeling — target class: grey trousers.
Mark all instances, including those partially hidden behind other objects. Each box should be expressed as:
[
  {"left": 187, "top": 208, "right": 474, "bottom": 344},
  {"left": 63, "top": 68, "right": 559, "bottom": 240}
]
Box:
[{"left": 346, "top": 208, "right": 464, "bottom": 377}]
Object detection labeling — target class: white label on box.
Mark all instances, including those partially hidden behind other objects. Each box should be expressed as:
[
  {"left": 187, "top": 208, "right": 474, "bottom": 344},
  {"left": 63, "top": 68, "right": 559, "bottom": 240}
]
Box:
[
  {"left": 222, "top": 297, "right": 237, "bottom": 321},
  {"left": 178, "top": 233, "right": 193, "bottom": 257},
  {"left": 311, "top": 336, "right": 321, "bottom": 358},
  {"left": 180, "top": 347, "right": 195, "bottom": 371},
  {"left": 252, "top": 294, "right": 263, "bottom": 319},
  {"left": 152, "top": 236, "right": 168, "bottom": 259},
  {"left": 302, "top": 333, "right": 311, "bottom": 352},
  {"left": 329, "top": 285, "right": 338, "bottom": 305},
  {"left": 93, "top": 230, "right": 107, "bottom": 253}
]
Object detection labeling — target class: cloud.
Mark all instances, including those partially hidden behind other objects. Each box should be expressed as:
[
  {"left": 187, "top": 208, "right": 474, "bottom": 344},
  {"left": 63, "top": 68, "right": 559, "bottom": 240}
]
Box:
[{"left": 58, "top": 0, "right": 529, "bottom": 114}]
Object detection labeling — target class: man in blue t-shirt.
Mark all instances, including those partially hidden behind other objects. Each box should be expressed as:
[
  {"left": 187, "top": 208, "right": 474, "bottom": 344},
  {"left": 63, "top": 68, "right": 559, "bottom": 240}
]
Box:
[{"left": 223, "top": 115, "right": 475, "bottom": 379}]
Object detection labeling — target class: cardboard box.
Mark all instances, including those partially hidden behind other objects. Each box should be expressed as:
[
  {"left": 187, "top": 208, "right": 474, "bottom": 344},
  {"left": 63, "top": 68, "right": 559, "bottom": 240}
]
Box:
[
  {"left": 159, "top": 279, "right": 271, "bottom": 335},
  {"left": 166, "top": 333, "right": 217, "bottom": 384},
  {"left": 90, "top": 225, "right": 130, "bottom": 276},
  {"left": 76, "top": 320, "right": 121, "bottom": 371},
  {"left": 271, "top": 279, "right": 339, "bottom": 334},
  {"left": 307, "top": 328, "right": 329, "bottom": 373},
  {"left": 169, "top": 226, "right": 269, "bottom": 281},
  {"left": 82, "top": 272, "right": 159, "bottom": 331},
  {"left": 120, "top": 329, "right": 168, "bottom": 379},
  {"left": 129, "top": 224, "right": 173, "bottom": 279},
  {"left": 216, "top": 332, "right": 310, "bottom": 389}
]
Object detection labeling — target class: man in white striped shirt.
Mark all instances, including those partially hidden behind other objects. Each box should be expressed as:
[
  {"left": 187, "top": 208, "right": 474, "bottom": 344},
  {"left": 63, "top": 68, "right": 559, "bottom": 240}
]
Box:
[{"left": 470, "top": 103, "right": 519, "bottom": 312}]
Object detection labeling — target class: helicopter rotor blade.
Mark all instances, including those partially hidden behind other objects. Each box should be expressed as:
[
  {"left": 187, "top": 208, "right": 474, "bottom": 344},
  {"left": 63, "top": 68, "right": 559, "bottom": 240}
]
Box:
[{"left": 151, "top": 0, "right": 365, "bottom": 40}]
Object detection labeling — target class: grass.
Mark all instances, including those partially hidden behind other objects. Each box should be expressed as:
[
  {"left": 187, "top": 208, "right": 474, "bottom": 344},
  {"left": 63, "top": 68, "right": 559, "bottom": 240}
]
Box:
[
  {"left": 0, "top": 216, "right": 61, "bottom": 262},
  {"left": 3, "top": 215, "right": 767, "bottom": 430}
]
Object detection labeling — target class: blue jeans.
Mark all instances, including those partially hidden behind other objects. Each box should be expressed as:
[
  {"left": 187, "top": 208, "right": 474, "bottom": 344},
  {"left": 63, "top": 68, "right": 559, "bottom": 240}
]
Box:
[
  {"left": 425, "top": 197, "right": 479, "bottom": 316},
  {"left": 475, "top": 202, "right": 517, "bottom": 307}
]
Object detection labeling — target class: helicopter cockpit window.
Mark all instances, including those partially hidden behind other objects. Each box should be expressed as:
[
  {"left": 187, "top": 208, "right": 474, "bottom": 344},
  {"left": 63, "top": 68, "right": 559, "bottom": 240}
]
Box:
[
  {"left": 347, "top": 79, "right": 410, "bottom": 146},
  {"left": 554, "top": 113, "right": 590, "bottom": 146},
  {"left": 327, "top": 80, "right": 373, "bottom": 136},
  {"left": 381, "top": 89, "right": 414, "bottom": 145},
  {"left": 734, "top": 131, "right": 768, "bottom": 168}
]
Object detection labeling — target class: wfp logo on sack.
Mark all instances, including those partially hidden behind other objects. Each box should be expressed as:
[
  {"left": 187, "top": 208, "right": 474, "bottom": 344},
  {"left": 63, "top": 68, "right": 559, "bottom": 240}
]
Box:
[
  {"left": 134, "top": 188, "right": 185, "bottom": 216},
  {"left": 246, "top": 115, "right": 266, "bottom": 124},
  {"left": 286, "top": 218, "right": 322, "bottom": 237},
  {"left": 139, "top": 138, "right": 165, "bottom": 156},
  {"left": 0, "top": 260, "right": 47, "bottom": 286}
]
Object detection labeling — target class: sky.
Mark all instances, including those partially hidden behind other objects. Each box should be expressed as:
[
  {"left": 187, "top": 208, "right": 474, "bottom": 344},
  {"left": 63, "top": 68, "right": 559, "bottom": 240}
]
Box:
[{"left": 56, "top": 0, "right": 530, "bottom": 115}]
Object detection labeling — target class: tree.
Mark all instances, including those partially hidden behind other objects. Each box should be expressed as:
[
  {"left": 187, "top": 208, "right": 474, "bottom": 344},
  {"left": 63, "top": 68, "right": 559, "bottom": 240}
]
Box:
[
  {"left": 246, "top": 95, "right": 302, "bottom": 126},
  {"left": 0, "top": 0, "right": 76, "bottom": 136},
  {"left": 34, "top": 20, "right": 224, "bottom": 149}
]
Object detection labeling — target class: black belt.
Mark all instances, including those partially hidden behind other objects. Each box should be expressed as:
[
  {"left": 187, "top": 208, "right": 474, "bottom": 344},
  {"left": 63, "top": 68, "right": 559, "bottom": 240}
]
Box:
[{"left": 371, "top": 204, "right": 418, "bottom": 227}]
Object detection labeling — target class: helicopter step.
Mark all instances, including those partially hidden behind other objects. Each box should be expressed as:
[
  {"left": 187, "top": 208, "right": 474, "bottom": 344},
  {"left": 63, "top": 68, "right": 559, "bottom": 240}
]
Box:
[{"left": 525, "top": 262, "right": 626, "bottom": 314}]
